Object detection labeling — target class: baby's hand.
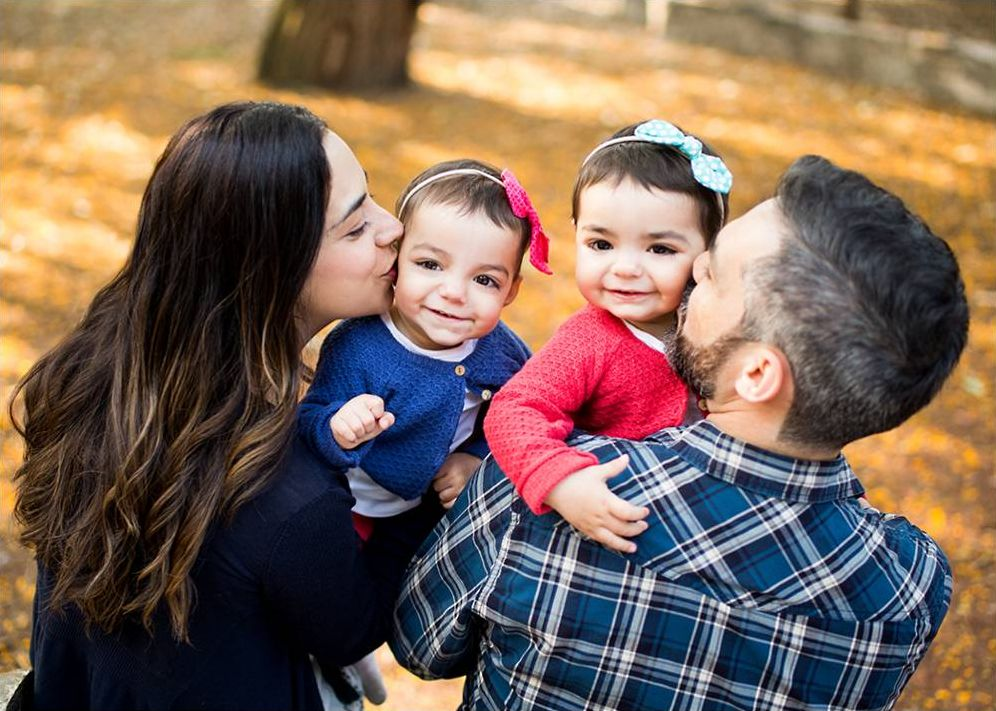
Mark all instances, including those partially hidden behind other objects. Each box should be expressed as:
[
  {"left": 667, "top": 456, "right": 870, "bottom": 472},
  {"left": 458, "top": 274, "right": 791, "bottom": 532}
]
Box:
[
  {"left": 543, "top": 455, "right": 649, "bottom": 553},
  {"left": 432, "top": 452, "right": 481, "bottom": 509},
  {"left": 330, "top": 394, "right": 395, "bottom": 450}
]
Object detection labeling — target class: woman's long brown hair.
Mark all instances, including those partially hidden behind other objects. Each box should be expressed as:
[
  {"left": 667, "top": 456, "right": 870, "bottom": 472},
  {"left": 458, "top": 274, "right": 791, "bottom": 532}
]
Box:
[{"left": 11, "top": 102, "right": 331, "bottom": 641}]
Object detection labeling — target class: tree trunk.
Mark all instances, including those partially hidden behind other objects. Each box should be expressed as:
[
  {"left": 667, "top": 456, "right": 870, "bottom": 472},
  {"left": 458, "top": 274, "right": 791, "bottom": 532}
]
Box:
[
  {"left": 259, "top": 0, "right": 421, "bottom": 90},
  {"left": 842, "top": 0, "right": 861, "bottom": 21}
]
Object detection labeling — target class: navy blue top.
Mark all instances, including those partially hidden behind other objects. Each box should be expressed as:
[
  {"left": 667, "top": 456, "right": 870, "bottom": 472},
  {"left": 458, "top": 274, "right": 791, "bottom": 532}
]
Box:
[
  {"left": 299, "top": 316, "right": 530, "bottom": 500},
  {"left": 29, "top": 432, "right": 437, "bottom": 710}
]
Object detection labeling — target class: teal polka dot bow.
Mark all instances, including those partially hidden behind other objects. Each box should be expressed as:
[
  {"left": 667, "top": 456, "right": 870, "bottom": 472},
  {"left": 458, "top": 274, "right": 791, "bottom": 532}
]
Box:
[{"left": 633, "top": 120, "right": 733, "bottom": 195}]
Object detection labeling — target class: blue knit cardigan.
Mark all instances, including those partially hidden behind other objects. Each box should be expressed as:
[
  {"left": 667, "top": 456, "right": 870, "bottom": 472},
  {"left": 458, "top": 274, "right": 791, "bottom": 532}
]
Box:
[{"left": 299, "top": 316, "right": 530, "bottom": 500}]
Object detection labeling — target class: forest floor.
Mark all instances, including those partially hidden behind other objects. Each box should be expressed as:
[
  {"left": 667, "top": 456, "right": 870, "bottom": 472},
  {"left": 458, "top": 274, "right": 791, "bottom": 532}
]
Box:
[{"left": 1, "top": 1, "right": 993, "bottom": 709}]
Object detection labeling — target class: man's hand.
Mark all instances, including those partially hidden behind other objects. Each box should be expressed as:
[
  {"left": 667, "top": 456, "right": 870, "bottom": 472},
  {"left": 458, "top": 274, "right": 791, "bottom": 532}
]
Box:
[
  {"left": 432, "top": 452, "right": 482, "bottom": 509},
  {"left": 543, "top": 455, "right": 649, "bottom": 553},
  {"left": 330, "top": 394, "right": 395, "bottom": 450}
]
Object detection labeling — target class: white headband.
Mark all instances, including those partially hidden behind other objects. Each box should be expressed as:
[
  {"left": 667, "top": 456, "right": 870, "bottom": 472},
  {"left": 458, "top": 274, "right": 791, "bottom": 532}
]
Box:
[
  {"left": 580, "top": 136, "right": 653, "bottom": 167},
  {"left": 397, "top": 168, "right": 504, "bottom": 218},
  {"left": 579, "top": 120, "right": 733, "bottom": 222}
]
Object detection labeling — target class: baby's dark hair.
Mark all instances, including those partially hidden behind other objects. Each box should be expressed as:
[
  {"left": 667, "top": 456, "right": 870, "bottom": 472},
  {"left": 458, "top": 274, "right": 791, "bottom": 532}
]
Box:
[
  {"left": 571, "top": 122, "right": 730, "bottom": 247},
  {"left": 396, "top": 159, "right": 531, "bottom": 271}
]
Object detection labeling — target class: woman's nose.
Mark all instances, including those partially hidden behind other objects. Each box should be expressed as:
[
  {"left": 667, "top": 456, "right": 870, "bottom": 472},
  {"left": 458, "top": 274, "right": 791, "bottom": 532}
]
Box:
[
  {"left": 372, "top": 202, "right": 403, "bottom": 247},
  {"left": 691, "top": 252, "right": 707, "bottom": 283}
]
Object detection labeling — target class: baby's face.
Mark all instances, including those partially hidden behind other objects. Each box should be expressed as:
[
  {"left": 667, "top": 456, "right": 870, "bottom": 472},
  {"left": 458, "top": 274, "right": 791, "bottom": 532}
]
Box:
[
  {"left": 574, "top": 178, "right": 706, "bottom": 338},
  {"left": 391, "top": 201, "right": 522, "bottom": 350}
]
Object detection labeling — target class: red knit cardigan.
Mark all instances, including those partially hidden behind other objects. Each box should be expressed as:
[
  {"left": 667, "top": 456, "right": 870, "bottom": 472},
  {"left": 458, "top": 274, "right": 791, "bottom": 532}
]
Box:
[{"left": 484, "top": 304, "right": 688, "bottom": 514}]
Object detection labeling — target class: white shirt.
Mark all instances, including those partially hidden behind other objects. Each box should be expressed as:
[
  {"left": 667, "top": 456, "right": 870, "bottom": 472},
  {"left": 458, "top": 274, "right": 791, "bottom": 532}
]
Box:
[{"left": 623, "top": 320, "right": 666, "bottom": 353}]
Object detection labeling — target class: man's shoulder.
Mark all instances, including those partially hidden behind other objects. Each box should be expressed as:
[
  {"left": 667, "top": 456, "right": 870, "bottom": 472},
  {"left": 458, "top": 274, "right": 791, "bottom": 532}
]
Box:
[
  {"left": 567, "top": 426, "right": 688, "bottom": 470},
  {"left": 472, "top": 453, "right": 521, "bottom": 505},
  {"left": 877, "top": 511, "right": 953, "bottom": 620},
  {"left": 465, "top": 429, "right": 688, "bottom": 534}
]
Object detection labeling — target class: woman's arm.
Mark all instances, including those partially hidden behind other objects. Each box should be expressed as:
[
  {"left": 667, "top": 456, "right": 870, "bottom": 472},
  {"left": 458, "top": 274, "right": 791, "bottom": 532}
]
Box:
[{"left": 261, "top": 467, "right": 436, "bottom": 667}]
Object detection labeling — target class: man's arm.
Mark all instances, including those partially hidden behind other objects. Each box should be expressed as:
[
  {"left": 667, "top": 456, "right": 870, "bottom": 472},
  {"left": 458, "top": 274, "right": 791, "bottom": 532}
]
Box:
[{"left": 389, "top": 457, "right": 516, "bottom": 679}]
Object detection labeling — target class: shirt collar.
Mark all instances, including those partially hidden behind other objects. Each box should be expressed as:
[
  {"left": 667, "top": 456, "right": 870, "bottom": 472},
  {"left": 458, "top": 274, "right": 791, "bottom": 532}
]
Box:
[
  {"left": 622, "top": 320, "right": 666, "bottom": 354},
  {"left": 662, "top": 420, "right": 864, "bottom": 503},
  {"left": 380, "top": 312, "right": 478, "bottom": 362}
]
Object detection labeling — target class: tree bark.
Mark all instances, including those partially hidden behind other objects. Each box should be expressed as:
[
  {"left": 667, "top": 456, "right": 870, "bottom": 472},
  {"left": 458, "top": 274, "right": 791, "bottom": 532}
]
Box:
[{"left": 259, "top": 0, "right": 421, "bottom": 90}]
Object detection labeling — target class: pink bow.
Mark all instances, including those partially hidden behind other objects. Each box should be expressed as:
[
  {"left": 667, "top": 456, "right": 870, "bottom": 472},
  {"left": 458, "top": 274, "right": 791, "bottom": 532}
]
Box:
[{"left": 501, "top": 169, "right": 553, "bottom": 275}]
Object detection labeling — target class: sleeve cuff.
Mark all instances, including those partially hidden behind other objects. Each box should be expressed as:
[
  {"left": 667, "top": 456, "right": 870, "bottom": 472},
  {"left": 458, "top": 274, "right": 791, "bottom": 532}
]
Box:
[{"left": 518, "top": 449, "right": 600, "bottom": 515}]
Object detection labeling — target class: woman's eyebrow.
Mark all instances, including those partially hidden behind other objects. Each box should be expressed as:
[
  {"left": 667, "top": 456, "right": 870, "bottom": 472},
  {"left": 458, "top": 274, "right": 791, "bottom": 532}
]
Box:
[{"left": 331, "top": 193, "right": 366, "bottom": 229}]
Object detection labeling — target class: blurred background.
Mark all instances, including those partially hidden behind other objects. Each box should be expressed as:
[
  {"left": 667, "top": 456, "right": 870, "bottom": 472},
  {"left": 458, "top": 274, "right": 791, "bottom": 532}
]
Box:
[{"left": 1, "top": 0, "right": 993, "bottom": 708}]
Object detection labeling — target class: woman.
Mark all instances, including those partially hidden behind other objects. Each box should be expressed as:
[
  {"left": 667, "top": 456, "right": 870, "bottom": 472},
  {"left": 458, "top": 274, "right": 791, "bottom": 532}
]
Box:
[{"left": 11, "top": 101, "right": 424, "bottom": 709}]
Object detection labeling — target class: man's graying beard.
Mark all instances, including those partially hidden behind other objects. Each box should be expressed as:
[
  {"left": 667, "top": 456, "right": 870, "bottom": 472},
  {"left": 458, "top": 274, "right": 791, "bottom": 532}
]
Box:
[{"left": 670, "top": 293, "right": 749, "bottom": 402}]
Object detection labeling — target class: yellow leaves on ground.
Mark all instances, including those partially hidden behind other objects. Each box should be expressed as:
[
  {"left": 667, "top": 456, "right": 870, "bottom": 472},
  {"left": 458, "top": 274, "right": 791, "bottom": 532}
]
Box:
[{"left": 1, "top": 1, "right": 993, "bottom": 708}]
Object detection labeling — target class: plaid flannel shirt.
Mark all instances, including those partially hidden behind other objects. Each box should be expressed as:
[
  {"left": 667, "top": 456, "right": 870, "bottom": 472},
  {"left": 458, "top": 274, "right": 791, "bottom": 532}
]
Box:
[{"left": 391, "top": 420, "right": 951, "bottom": 710}]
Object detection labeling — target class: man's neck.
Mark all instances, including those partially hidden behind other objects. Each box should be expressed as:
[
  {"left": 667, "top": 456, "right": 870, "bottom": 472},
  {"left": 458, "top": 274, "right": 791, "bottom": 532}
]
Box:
[{"left": 703, "top": 407, "right": 841, "bottom": 461}]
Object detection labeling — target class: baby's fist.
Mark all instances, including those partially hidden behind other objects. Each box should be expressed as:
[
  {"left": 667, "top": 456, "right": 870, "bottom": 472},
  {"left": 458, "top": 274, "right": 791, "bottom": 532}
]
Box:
[{"left": 330, "top": 394, "right": 395, "bottom": 449}]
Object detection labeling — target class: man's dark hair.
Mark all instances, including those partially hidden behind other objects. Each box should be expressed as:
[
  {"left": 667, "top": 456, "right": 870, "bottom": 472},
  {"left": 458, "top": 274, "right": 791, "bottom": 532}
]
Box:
[{"left": 744, "top": 155, "right": 969, "bottom": 449}]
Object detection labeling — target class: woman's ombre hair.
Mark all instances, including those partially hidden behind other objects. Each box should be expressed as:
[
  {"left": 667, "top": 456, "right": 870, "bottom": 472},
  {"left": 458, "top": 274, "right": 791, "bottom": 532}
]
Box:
[{"left": 11, "top": 101, "right": 330, "bottom": 641}]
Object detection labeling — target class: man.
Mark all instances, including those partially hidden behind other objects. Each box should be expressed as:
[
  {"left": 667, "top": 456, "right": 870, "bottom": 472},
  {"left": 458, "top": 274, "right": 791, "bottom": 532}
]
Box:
[{"left": 390, "top": 156, "right": 969, "bottom": 710}]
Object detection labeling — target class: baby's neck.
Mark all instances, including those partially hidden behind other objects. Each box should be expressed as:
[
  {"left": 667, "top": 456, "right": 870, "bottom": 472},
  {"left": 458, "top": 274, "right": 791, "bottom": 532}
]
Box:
[
  {"left": 385, "top": 307, "right": 473, "bottom": 353},
  {"left": 623, "top": 312, "right": 677, "bottom": 341}
]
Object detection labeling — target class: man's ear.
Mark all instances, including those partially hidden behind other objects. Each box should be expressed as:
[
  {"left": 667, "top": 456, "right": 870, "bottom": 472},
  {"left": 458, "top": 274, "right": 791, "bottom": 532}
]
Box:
[
  {"left": 733, "top": 345, "right": 788, "bottom": 404},
  {"left": 504, "top": 274, "right": 523, "bottom": 306}
]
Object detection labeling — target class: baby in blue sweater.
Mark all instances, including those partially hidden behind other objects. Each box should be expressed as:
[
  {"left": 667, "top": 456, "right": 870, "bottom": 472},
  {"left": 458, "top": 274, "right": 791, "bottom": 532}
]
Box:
[{"left": 298, "top": 158, "right": 551, "bottom": 705}]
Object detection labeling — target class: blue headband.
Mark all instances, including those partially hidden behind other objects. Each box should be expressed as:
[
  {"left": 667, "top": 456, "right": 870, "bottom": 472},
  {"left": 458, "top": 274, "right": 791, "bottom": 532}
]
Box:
[{"left": 581, "top": 119, "right": 733, "bottom": 196}]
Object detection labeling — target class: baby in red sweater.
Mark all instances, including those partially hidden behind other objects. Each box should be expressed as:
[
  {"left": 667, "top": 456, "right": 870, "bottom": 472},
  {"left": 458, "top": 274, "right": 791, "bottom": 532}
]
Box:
[{"left": 484, "top": 119, "right": 733, "bottom": 553}]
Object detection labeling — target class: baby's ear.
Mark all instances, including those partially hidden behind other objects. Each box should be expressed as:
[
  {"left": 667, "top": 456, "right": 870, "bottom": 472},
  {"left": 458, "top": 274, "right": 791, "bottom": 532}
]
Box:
[{"left": 504, "top": 274, "right": 523, "bottom": 305}]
